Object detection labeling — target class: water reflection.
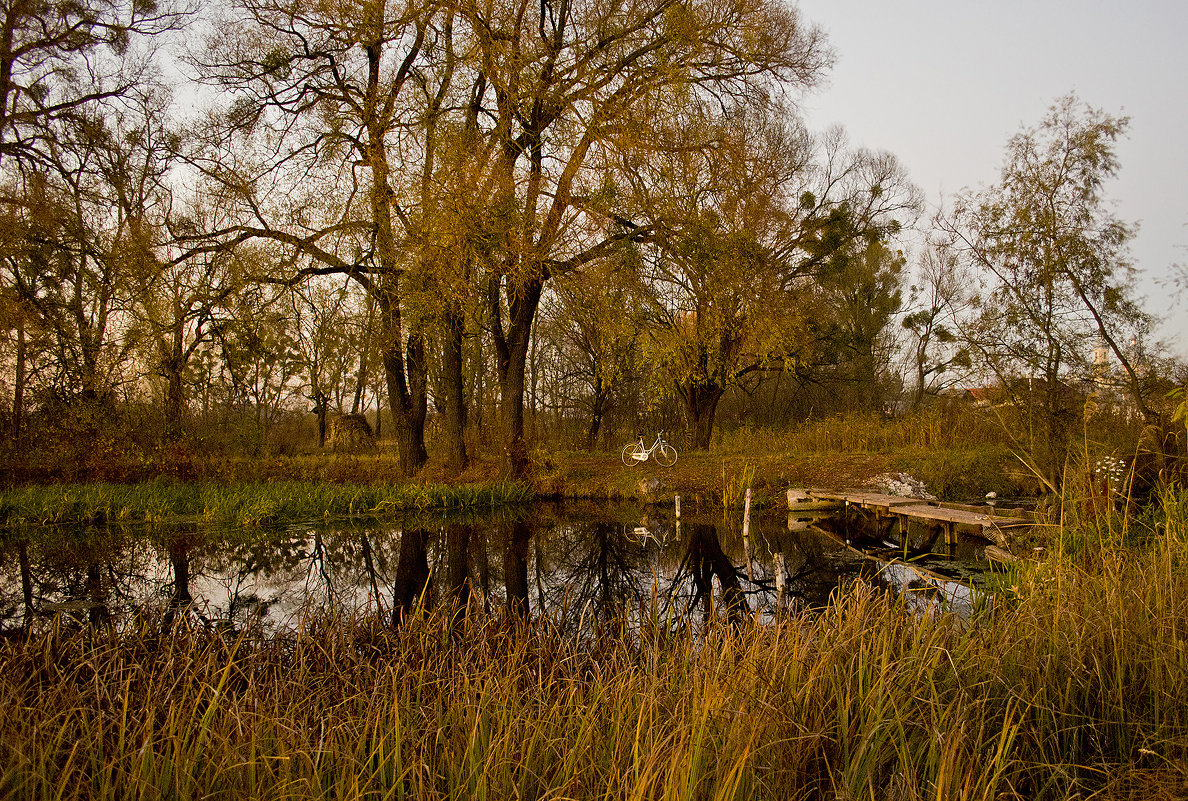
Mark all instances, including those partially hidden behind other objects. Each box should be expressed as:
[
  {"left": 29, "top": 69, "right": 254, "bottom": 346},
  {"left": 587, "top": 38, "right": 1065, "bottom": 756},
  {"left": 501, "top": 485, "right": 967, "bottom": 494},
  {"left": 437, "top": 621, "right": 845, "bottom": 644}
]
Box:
[{"left": 0, "top": 502, "right": 993, "bottom": 636}]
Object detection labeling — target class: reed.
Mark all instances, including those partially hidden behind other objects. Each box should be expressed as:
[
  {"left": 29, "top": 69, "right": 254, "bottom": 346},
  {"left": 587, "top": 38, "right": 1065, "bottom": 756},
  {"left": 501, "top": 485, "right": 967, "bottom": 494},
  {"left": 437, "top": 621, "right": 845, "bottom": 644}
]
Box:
[
  {"left": 3, "top": 491, "right": 1187, "bottom": 799},
  {"left": 0, "top": 479, "right": 534, "bottom": 528},
  {"left": 716, "top": 407, "right": 1011, "bottom": 456}
]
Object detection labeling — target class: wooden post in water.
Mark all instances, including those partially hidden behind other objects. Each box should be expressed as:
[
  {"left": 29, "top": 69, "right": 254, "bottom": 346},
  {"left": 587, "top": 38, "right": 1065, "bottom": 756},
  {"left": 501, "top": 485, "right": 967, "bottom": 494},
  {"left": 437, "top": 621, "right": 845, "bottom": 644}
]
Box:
[
  {"left": 675, "top": 494, "right": 681, "bottom": 540},
  {"left": 773, "top": 550, "right": 786, "bottom": 611},
  {"left": 743, "top": 488, "right": 754, "bottom": 582}
]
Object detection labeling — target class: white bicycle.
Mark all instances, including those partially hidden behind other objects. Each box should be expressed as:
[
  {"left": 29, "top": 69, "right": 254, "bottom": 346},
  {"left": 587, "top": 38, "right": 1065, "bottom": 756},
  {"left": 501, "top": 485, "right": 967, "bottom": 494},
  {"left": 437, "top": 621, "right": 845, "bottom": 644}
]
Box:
[{"left": 621, "top": 431, "right": 678, "bottom": 467}]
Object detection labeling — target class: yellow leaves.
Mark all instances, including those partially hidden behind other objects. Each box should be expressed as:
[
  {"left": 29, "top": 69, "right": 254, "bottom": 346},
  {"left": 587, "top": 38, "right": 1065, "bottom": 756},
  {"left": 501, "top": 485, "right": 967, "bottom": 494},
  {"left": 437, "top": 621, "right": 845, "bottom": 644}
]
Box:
[{"left": 662, "top": 1, "right": 700, "bottom": 47}]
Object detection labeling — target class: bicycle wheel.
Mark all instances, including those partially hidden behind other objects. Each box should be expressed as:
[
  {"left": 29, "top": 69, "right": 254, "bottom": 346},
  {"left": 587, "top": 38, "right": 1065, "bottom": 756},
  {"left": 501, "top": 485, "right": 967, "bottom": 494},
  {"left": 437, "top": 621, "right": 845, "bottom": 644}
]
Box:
[
  {"left": 656, "top": 443, "right": 678, "bottom": 467},
  {"left": 622, "top": 443, "right": 644, "bottom": 466}
]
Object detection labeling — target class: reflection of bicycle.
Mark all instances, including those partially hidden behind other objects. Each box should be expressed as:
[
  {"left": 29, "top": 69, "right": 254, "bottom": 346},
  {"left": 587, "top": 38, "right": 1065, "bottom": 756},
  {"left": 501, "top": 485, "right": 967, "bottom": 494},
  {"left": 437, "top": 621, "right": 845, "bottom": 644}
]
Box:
[
  {"left": 628, "top": 526, "right": 669, "bottom": 546},
  {"left": 621, "top": 431, "right": 678, "bottom": 467}
]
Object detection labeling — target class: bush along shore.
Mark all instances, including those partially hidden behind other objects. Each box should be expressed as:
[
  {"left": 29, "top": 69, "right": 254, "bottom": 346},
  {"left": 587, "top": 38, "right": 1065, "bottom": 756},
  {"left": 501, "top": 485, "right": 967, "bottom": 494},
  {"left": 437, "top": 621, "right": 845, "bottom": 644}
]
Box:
[
  {"left": 0, "top": 479, "right": 534, "bottom": 528},
  {"left": 1, "top": 488, "right": 1187, "bottom": 799}
]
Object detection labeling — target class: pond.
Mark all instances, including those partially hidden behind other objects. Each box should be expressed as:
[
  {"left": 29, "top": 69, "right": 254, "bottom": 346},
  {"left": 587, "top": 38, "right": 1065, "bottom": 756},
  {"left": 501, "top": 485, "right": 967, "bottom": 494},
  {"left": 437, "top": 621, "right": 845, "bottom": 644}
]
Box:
[{"left": 0, "top": 500, "right": 1002, "bottom": 635}]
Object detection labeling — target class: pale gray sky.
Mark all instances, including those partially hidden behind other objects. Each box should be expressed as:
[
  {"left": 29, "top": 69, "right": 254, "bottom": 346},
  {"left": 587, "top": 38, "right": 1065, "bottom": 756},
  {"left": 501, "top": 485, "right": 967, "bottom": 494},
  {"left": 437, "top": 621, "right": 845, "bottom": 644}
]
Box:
[{"left": 793, "top": 0, "right": 1188, "bottom": 356}]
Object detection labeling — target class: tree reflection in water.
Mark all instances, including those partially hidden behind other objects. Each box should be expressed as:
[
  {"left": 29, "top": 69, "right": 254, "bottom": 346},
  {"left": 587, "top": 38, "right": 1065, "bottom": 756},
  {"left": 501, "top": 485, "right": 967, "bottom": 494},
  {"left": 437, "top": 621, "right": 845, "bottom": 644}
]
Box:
[
  {"left": 680, "top": 522, "right": 750, "bottom": 624},
  {"left": 0, "top": 503, "right": 983, "bottom": 636},
  {"left": 391, "top": 527, "right": 430, "bottom": 622}
]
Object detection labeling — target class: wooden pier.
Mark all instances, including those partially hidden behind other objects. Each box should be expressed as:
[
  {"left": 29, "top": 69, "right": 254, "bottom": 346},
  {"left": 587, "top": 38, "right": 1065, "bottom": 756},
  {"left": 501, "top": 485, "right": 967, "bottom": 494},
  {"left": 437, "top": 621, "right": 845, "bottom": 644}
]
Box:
[{"left": 788, "top": 488, "right": 1030, "bottom": 550}]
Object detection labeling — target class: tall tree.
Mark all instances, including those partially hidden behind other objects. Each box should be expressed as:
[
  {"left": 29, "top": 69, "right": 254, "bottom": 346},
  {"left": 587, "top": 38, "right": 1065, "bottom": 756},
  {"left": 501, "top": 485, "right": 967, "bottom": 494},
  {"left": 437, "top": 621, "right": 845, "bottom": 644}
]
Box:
[
  {"left": 5, "top": 92, "right": 168, "bottom": 409},
  {"left": 535, "top": 261, "right": 643, "bottom": 449},
  {"left": 901, "top": 241, "right": 973, "bottom": 410},
  {"left": 629, "top": 116, "right": 917, "bottom": 447},
  {"left": 812, "top": 240, "right": 906, "bottom": 413},
  {"left": 455, "top": 0, "right": 831, "bottom": 471},
  {"left": 190, "top": 0, "right": 451, "bottom": 474},
  {"left": 0, "top": 0, "right": 185, "bottom": 164},
  {"left": 141, "top": 196, "right": 247, "bottom": 441},
  {"left": 945, "top": 95, "right": 1155, "bottom": 489}
]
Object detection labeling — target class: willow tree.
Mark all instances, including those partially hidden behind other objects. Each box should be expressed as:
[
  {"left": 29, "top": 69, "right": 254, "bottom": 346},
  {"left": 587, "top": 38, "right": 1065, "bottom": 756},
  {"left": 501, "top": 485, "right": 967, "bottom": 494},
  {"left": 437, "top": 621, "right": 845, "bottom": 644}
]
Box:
[
  {"left": 452, "top": 0, "right": 832, "bottom": 472},
  {"left": 190, "top": 0, "right": 456, "bottom": 474},
  {"left": 946, "top": 95, "right": 1155, "bottom": 489},
  {"left": 626, "top": 115, "right": 918, "bottom": 448}
]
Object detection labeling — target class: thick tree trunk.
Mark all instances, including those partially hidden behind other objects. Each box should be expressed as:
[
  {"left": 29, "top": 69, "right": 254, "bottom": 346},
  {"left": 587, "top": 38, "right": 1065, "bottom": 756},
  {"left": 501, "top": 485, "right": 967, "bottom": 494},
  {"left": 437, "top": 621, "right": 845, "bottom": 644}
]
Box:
[
  {"left": 686, "top": 523, "right": 748, "bottom": 623},
  {"left": 491, "top": 276, "right": 543, "bottom": 477},
  {"left": 161, "top": 327, "right": 188, "bottom": 443},
  {"left": 162, "top": 537, "right": 193, "bottom": 630},
  {"left": 444, "top": 523, "right": 473, "bottom": 610},
  {"left": 683, "top": 382, "right": 724, "bottom": 450},
  {"left": 384, "top": 344, "right": 428, "bottom": 475},
  {"left": 378, "top": 290, "right": 428, "bottom": 476}
]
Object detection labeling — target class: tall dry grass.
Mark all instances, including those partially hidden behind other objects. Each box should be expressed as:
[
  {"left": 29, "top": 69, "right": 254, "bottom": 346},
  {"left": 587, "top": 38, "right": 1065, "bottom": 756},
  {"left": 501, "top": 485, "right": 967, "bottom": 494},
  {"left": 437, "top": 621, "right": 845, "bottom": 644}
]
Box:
[
  {"left": 716, "top": 407, "right": 1011, "bottom": 456},
  {"left": 3, "top": 488, "right": 1188, "bottom": 800}
]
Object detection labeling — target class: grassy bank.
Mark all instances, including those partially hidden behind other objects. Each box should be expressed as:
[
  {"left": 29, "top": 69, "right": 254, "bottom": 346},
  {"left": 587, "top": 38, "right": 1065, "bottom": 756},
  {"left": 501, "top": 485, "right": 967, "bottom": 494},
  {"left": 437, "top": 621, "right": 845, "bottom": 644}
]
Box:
[
  {"left": 2, "top": 409, "right": 1035, "bottom": 508},
  {"left": 0, "top": 441, "right": 1019, "bottom": 531},
  {"left": 2, "top": 490, "right": 1187, "bottom": 800},
  {"left": 0, "top": 479, "right": 533, "bottom": 528}
]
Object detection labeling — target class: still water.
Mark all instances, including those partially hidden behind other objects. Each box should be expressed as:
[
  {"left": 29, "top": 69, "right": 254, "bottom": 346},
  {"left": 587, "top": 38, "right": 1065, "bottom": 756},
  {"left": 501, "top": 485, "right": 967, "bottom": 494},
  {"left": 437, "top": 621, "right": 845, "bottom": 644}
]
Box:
[{"left": 0, "top": 501, "right": 999, "bottom": 635}]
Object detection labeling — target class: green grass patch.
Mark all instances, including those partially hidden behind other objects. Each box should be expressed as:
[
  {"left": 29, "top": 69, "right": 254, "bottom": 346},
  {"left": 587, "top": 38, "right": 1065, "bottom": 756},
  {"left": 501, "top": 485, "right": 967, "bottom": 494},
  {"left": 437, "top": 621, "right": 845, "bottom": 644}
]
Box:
[{"left": 0, "top": 478, "right": 534, "bottom": 528}]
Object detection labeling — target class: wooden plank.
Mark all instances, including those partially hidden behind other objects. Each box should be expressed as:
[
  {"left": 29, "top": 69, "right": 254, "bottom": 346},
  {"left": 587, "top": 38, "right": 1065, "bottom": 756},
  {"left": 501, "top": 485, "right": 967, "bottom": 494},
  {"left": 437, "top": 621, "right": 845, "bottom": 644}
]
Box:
[
  {"left": 936, "top": 500, "right": 1035, "bottom": 522},
  {"left": 806, "top": 489, "right": 918, "bottom": 509},
  {"left": 894, "top": 503, "right": 998, "bottom": 527},
  {"left": 787, "top": 488, "right": 844, "bottom": 511},
  {"left": 800, "top": 487, "right": 1028, "bottom": 549},
  {"left": 808, "top": 490, "right": 1030, "bottom": 524}
]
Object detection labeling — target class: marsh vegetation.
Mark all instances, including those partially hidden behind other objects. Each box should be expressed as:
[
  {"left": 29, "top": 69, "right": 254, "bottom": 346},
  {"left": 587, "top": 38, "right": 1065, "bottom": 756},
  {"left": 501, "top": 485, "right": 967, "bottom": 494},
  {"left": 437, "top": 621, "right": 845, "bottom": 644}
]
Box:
[{"left": 1, "top": 487, "right": 1187, "bottom": 798}]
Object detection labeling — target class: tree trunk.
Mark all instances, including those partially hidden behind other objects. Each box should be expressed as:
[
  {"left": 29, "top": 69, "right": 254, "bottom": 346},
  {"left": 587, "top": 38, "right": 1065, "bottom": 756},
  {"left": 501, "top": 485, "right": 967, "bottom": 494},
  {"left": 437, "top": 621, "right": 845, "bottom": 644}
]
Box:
[
  {"left": 392, "top": 527, "right": 431, "bottom": 622},
  {"left": 686, "top": 523, "right": 748, "bottom": 623},
  {"left": 314, "top": 390, "right": 328, "bottom": 449},
  {"left": 161, "top": 326, "right": 189, "bottom": 443},
  {"left": 384, "top": 344, "right": 428, "bottom": 474},
  {"left": 491, "top": 275, "right": 543, "bottom": 477},
  {"left": 444, "top": 523, "right": 473, "bottom": 610},
  {"left": 440, "top": 308, "right": 468, "bottom": 474},
  {"left": 13, "top": 315, "right": 25, "bottom": 447},
  {"left": 378, "top": 290, "right": 428, "bottom": 476},
  {"left": 162, "top": 537, "right": 193, "bottom": 630},
  {"left": 164, "top": 366, "right": 185, "bottom": 441},
  {"left": 684, "top": 382, "right": 724, "bottom": 450},
  {"left": 584, "top": 371, "right": 606, "bottom": 451},
  {"left": 19, "top": 539, "right": 33, "bottom": 633}
]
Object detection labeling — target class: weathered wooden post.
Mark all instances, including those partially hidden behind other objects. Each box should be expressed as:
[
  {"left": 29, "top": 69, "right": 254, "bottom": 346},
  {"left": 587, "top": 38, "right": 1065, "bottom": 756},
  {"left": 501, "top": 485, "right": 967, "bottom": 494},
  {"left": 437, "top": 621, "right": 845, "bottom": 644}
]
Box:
[
  {"left": 773, "top": 550, "right": 786, "bottom": 611},
  {"left": 743, "top": 488, "right": 754, "bottom": 582}
]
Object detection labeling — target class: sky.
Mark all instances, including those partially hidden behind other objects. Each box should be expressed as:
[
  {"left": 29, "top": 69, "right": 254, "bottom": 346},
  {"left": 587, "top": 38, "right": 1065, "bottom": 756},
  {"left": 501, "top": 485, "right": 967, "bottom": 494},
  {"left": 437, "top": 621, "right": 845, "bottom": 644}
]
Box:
[{"left": 791, "top": 0, "right": 1188, "bottom": 357}]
